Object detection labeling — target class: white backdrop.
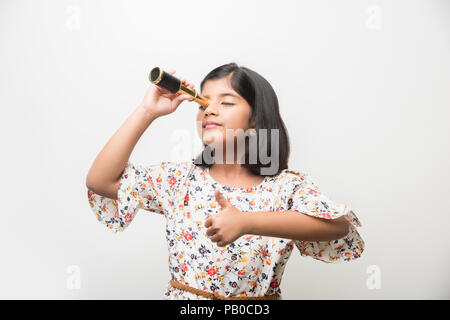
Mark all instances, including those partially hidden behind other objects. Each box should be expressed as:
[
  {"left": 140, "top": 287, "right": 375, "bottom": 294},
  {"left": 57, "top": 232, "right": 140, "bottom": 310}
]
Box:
[{"left": 0, "top": 0, "right": 449, "bottom": 299}]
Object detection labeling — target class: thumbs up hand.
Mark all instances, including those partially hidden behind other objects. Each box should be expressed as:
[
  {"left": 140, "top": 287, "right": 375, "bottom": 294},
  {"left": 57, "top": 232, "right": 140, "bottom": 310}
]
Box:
[{"left": 204, "top": 189, "right": 247, "bottom": 247}]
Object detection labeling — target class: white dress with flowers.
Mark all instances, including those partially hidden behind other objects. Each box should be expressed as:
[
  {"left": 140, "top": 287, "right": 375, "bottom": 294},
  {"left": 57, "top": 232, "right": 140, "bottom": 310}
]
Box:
[{"left": 87, "top": 161, "right": 365, "bottom": 299}]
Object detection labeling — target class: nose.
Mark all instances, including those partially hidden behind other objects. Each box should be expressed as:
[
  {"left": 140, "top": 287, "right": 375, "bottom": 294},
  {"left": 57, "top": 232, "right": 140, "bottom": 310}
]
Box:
[{"left": 204, "top": 101, "right": 219, "bottom": 116}]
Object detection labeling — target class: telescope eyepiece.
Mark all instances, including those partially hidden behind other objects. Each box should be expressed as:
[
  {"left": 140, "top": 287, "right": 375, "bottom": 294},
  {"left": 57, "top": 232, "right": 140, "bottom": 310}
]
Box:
[
  {"left": 148, "top": 66, "right": 181, "bottom": 94},
  {"left": 147, "top": 66, "right": 210, "bottom": 108},
  {"left": 150, "top": 67, "right": 162, "bottom": 83}
]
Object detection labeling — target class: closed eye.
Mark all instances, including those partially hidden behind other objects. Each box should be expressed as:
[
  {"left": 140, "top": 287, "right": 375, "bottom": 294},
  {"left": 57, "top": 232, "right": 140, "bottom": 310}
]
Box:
[{"left": 198, "top": 103, "right": 234, "bottom": 110}]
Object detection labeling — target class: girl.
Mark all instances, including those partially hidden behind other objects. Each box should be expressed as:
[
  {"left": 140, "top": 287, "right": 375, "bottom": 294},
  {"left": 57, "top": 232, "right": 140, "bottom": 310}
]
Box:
[{"left": 86, "top": 62, "right": 365, "bottom": 300}]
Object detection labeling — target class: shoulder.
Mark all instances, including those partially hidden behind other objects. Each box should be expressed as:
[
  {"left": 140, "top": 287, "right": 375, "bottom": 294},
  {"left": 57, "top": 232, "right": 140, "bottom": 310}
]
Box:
[
  {"left": 278, "top": 168, "right": 310, "bottom": 182},
  {"left": 126, "top": 161, "right": 193, "bottom": 184},
  {"left": 128, "top": 161, "right": 194, "bottom": 194},
  {"left": 159, "top": 161, "right": 193, "bottom": 174},
  {"left": 273, "top": 168, "right": 315, "bottom": 192},
  {"left": 284, "top": 169, "right": 301, "bottom": 176},
  {"left": 135, "top": 161, "right": 192, "bottom": 174}
]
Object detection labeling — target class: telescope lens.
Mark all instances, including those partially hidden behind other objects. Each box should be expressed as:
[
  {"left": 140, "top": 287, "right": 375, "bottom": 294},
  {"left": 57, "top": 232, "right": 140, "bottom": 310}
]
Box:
[
  {"left": 150, "top": 67, "right": 161, "bottom": 83},
  {"left": 148, "top": 66, "right": 181, "bottom": 94}
]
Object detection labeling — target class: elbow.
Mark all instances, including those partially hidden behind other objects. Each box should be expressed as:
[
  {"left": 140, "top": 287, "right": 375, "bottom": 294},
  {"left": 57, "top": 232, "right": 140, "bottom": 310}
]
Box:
[
  {"left": 85, "top": 176, "right": 94, "bottom": 191},
  {"left": 85, "top": 174, "right": 98, "bottom": 191},
  {"left": 85, "top": 168, "right": 95, "bottom": 190}
]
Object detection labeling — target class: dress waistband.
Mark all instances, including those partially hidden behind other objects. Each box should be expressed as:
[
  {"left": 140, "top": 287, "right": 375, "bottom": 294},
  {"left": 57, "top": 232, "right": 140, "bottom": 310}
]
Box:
[{"left": 169, "top": 279, "right": 281, "bottom": 300}]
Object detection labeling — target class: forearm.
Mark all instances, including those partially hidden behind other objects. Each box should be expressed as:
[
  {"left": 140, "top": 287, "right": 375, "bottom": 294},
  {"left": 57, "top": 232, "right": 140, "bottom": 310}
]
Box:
[
  {"left": 242, "top": 210, "right": 350, "bottom": 242},
  {"left": 86, "top": 105, "right": 157, "bottom": 189}
]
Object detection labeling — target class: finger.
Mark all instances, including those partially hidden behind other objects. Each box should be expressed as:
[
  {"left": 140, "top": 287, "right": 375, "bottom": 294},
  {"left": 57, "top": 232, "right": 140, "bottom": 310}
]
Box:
[
  {"left": 217, "top": 241, "right": 227, "bottom": 247},
  {"left": 204, "top": 217, "right": 213, "bottom": 228},
  {"left": 206, "top": 227, "right": 218, "bottom": 237},
  {"left": 179, "top": 94, "right": 192, "bottom": 101},
  {"left": 215, "top": 189, "right": 228, "bottom": 208},
  {"left": 173, "top": 94, "right": 192, "bottom": 106},
  {"left": 210, "top": 233, "right": 222, "bottom": 243},
  {"left": 180, "top": 78, "right": 191, "bottom": 87},
  {"left": 155, "top": 85, "right": 171, "bottom": 96}
]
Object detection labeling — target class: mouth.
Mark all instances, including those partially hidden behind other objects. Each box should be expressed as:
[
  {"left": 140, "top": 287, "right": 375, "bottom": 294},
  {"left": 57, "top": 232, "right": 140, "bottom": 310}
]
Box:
[
  {"left": 204, "top": 124, "right": 221, "bottom": 129},
  {"left": 203, "top": 122, "right": 222, "bottom": 129}
]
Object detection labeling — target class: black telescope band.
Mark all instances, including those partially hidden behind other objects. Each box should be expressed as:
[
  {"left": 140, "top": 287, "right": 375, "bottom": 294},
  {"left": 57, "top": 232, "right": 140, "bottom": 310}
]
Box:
[
  {"left": 150, "top": 67, "right": 179, "bottom": 94},
  {"left": 149, "top": 67, "right": 210, "bottom": 107}
]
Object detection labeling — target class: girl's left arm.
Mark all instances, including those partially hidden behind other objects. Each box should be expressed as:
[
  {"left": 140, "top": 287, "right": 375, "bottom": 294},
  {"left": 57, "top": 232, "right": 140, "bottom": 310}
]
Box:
[{"left": 240, "top": 210, "right": 350, "bottom": 241}]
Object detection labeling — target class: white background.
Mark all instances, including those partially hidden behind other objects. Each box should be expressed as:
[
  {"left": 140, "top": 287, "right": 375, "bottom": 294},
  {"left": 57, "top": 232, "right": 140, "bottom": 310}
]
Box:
[{"left": 0, "top": 0, "right": 449, "bottom": 299}]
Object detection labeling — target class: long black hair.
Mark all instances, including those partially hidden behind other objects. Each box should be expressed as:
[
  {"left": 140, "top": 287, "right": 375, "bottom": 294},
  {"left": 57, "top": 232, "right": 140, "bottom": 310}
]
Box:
[{"left": 192, "top": 62, "right": 290, "bottom": 177}]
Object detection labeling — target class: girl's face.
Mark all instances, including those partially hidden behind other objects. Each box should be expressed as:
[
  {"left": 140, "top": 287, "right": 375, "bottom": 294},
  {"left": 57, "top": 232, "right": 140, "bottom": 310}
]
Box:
[{"left": 196, "top": 74, "right": 255, "bottom": 152}]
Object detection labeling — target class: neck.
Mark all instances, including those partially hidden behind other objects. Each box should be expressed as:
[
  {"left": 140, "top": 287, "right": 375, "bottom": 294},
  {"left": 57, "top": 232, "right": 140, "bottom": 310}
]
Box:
[{"left": 209, "top": 163, "right": 252, "bottom": 179}]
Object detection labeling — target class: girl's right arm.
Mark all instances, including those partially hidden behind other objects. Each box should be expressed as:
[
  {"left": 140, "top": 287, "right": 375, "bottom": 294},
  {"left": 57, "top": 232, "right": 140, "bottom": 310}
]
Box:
[{"left": 85, "top": 69, "right": 194, "bottom": 200}]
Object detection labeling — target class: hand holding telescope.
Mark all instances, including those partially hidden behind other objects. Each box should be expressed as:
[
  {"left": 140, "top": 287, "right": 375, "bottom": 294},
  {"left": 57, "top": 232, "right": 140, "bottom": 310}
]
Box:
[{"left": 148, "top": 67, "right": 210, "bottom": 108}]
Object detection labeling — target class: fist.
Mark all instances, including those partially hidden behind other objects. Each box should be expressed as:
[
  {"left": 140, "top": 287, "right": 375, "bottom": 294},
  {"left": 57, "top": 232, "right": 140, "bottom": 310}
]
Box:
[{"left": 205, "top": 189, "right": 247, "bottom": 247}]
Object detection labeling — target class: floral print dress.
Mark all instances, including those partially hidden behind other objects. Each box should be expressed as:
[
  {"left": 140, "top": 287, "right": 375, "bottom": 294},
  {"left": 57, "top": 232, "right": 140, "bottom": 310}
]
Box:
[{"left": 87, "top": 161, "right": 365, "bottom": 300}]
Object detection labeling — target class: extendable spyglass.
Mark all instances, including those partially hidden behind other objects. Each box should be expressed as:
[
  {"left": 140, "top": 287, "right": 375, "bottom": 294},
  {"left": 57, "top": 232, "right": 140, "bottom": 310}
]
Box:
[{"left": 148, "top": 67, "right": 210, "bottom": 108}]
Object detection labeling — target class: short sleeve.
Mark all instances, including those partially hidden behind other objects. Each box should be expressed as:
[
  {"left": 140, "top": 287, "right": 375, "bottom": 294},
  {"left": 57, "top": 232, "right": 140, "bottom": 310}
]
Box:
[
  {"left": 285, "top": 171, "right": 365, "bottom": 263},
  {"left": 87, "top": 161, "right": 175, "bottom": 233}
]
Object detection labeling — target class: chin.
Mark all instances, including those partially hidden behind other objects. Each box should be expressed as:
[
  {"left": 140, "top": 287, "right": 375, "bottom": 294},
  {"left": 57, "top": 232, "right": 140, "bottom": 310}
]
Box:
[{"left": 202, "top": 133, "right": 224, "bottom": 146}]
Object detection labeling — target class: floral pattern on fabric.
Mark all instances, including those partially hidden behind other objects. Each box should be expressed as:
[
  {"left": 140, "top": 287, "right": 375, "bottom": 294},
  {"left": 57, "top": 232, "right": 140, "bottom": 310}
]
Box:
[
  {"left": 87, "top": 161, "right": 365, "bottom": 299},
  {"left": 88, "top": 162, "right": 178, "bottom": 232},
  {"left": 285, "top": 171, "right": 365, "bottom": 263}
]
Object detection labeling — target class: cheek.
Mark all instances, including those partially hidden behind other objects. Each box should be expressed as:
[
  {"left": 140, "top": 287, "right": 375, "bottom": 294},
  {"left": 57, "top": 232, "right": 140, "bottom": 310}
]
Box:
[
  {"left": 225, "top": 108, "right": 251, "bottom": 129},
  {"left": 196, "top": 114, "right": 204, "bottom": 134},
  {"left": 224, "top": 118, "right": 249, "bottom": 132},
  {"left": 195, "top": 116, "right": 202, "bottom": 128}
]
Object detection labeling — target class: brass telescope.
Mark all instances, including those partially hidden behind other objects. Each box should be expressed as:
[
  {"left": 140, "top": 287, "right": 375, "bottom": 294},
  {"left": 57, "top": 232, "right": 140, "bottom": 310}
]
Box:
[{"left": 148, "top": 67, "right": 210, "bottom": 108}]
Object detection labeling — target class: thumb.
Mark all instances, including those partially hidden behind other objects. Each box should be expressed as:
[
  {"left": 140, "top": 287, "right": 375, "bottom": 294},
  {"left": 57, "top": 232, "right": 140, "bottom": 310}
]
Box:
[
  {"left": 172, "top": 94, "right": 192, "bottom": 108},
  {"left": 215, "top": 189, "right": 229, "bottom": 208},
  {"left": 177, "top": 94, "right": 192, "bottom": 102}
]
